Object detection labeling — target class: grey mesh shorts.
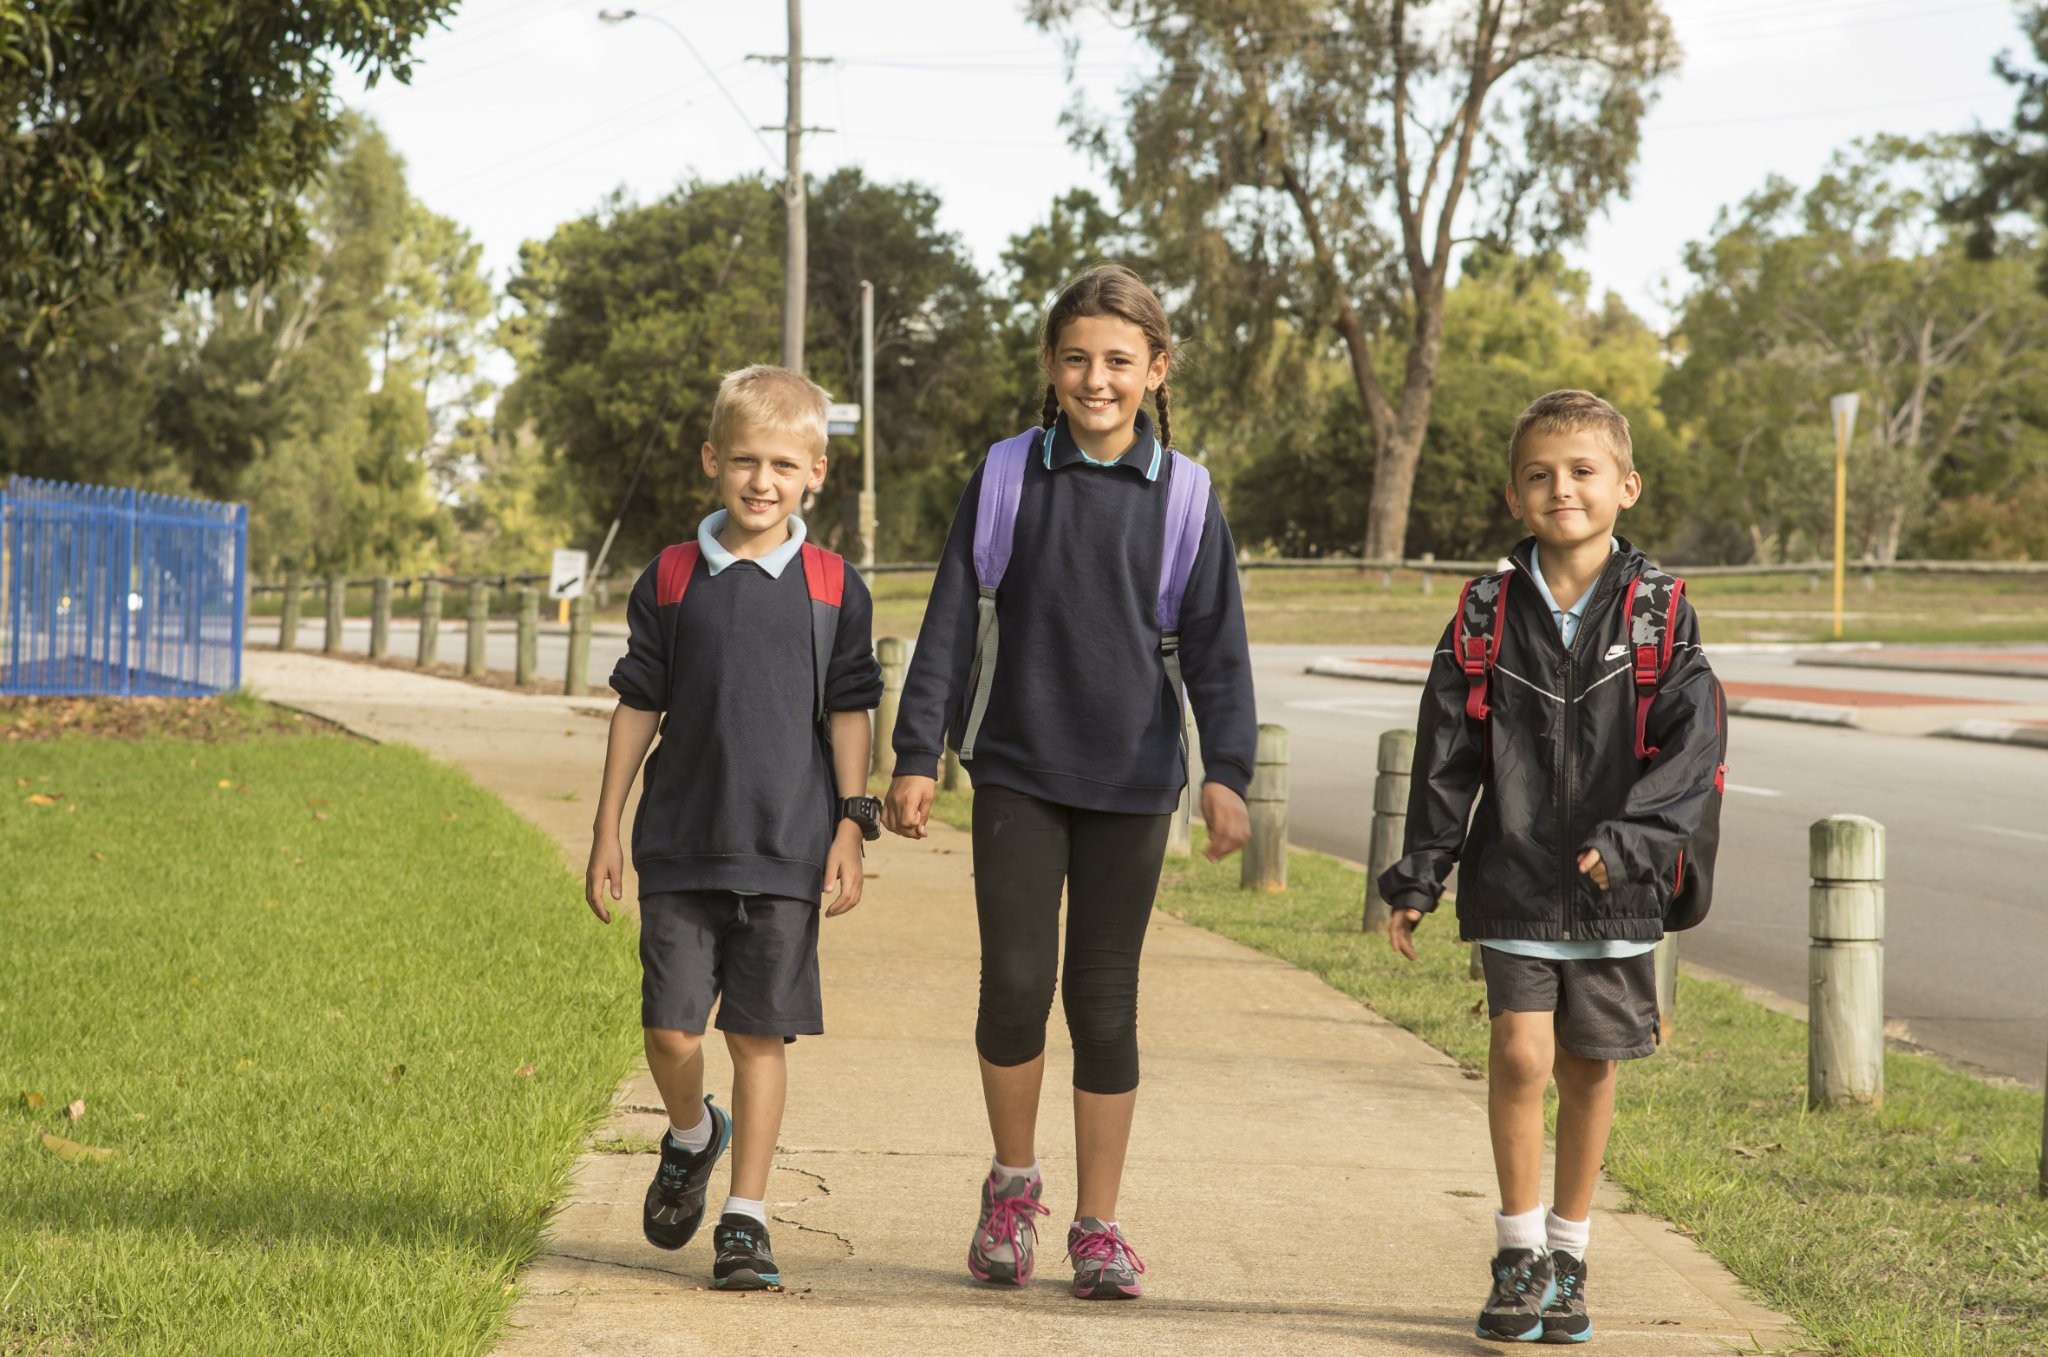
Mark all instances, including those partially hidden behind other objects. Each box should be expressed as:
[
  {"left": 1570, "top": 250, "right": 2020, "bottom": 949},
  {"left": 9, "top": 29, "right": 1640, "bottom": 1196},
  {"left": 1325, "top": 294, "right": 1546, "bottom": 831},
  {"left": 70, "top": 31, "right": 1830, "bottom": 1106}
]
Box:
[
  {"left": 639, "top": 891, "right": 822, "bottom": 1038},
  {"left": 1480, "top": 947, "right": 1660, "bottom": 1060}
]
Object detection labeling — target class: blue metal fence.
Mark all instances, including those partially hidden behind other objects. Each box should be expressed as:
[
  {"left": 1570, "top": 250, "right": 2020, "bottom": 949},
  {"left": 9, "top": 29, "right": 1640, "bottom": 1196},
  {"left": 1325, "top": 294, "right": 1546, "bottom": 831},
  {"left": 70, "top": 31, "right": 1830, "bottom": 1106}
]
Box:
[{"left": 0, "top": 477, "right": 247, "bottom": 698}]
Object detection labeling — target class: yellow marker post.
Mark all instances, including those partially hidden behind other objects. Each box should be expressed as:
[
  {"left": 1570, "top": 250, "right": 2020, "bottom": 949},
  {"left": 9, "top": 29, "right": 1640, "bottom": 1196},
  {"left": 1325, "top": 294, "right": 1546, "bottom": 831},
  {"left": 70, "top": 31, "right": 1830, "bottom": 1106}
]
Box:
[
  {"left": 1828, "top": 392, "right": 1860, "bottom": 640},
  {"left": 558, "top": 598, "right": 570, "bottom": 626}
]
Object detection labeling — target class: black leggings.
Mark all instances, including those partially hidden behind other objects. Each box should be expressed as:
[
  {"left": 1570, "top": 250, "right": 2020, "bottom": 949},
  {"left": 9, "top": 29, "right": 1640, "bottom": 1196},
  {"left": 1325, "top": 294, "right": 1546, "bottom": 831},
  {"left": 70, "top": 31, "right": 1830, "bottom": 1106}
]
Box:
[{"left": 971, "top": 785, "right": 1171, "bottom": 1096}]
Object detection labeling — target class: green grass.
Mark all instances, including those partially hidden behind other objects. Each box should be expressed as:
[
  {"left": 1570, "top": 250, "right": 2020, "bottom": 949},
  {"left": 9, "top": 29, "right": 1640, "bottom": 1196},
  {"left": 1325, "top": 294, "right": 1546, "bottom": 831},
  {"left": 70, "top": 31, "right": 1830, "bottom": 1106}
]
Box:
[
  {"left": 0, "top": 718, "right": 640, "bottom": 1355},
  {"left": 903, "top": 774, "right": 2048, "bottom": 1355},
  {"left": 860, "top": 567, "right": 2048, "bottom": 649}
]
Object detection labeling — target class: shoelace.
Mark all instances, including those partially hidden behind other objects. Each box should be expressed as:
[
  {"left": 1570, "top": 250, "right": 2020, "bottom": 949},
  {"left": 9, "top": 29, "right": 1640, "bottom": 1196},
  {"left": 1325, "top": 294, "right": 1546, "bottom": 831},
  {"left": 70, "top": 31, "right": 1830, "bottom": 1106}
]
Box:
[
  {"left": 720, "top": 1226, "right": 762, "bottom": 1257},
  {"left": 1068, "top": 1228, "right": 1145, "bottom": 1274},
  {"left": 979, "top": 1190, "right": 1050, "bottom": 1254}
]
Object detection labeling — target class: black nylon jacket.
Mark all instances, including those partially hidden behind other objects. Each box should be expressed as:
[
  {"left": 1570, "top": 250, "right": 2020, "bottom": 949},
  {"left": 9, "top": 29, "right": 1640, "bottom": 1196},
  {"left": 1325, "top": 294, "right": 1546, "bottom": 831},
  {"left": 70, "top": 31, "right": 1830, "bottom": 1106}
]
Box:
[{"left": 1376, "top": 536, "right": 1723, "bottom": 942}]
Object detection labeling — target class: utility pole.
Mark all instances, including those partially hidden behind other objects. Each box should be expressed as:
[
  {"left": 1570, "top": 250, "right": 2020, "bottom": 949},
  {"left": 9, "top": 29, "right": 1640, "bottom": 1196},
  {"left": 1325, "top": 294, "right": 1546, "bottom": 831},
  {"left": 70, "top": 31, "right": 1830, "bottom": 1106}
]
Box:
[
  {"left": 860, "top": 279, "right": 877, "bottom": 568},
  {"left": 749, "top": 5, "right": 830, "bottom": 374}
]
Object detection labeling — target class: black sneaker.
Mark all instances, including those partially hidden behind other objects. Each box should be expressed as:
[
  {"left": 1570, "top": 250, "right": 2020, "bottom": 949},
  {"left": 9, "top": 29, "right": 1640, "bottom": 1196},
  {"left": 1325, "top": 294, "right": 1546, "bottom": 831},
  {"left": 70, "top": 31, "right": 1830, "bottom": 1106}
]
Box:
[
  {"left": 1540, "top": 1251, "right": 1591, "bottom": 1344},
  {"left": 712, "top": 1213, "right": 780, "bottom": 1290},
  {"left": 641, "top": 1097, "right": 730, "bottom": 1250},
  {"left": 1476, "top": 1247, "right": 1557, "bottom": 1342}
]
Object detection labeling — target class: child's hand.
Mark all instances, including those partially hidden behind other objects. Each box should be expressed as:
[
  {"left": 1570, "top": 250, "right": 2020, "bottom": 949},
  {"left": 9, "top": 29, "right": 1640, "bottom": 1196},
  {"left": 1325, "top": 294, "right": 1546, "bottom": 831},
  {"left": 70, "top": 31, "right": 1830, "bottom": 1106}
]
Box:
[
  {"left": 1389, "top": 908, "right": 1424, "bottom": 961},
  {"left": 1577, "top": 848, "right": 1609, "bottom": 891},
  {"left": 823, "top": 821, "right": 865, "bottom": 917},
  {"left": 585, "top": 831, "right": 623, "bottom": 924},
  {"left": 883, "top": 775, "right": 936, "bottom": 840},
  {"left": 1200, "top": 782, "right": 1250, "bottom": 861}
]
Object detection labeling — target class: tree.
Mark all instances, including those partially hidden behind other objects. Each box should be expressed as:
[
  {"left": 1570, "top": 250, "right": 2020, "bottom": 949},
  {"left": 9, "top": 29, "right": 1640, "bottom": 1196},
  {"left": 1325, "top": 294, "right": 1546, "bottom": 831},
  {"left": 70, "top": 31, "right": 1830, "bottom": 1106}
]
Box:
[
  {"left": 1028, "top": 0, "right": 1677, "bottom": 559},
  {"left": 1949, "top": 4, "right": 2048, "bottom": 286},
  {"left": 1, "top": 0, "right": 456, "bottom": 345},
  {"left": 1664, "top": 138, "right": 2048, "bottom": 562}
]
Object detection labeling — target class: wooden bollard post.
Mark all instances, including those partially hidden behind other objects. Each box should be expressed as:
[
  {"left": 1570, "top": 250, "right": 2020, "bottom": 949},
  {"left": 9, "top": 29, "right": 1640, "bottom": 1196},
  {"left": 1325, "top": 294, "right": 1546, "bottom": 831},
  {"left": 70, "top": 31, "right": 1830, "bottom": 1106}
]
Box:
[
  {"left": 323, "top": 577, "right": 345, "bottom": 654},
  {"left": 515, "top": 587, "right": 539, "bottom": 687},
  {"left": 1241, "top": 724, "right": 1289, "bottom": 891},
  {"left": 417, "top": 578, "right": 442, "bottom": 666},
  {"left": 942, "top": 746, "right": 967, "bottom": 792},
  {"left": 1653, "top": 934, "right": 1678, "bottom": 1043},
  {"left": 564, "top": 594, "right": 592, "bottom": 696},
  {"left": 1419, "top": 551, "right": 1434, "bottom": 596},
  {"left": 2040, "top": 1041, "right": 2047, "bottom": 1198},
  {"left": 872, "top": 637, "right": 907, "bottom": 777},
  {"left": 279, "top": 566, "right": 302, "bottom": 651},
  {"left": 369, "top": 576, "right": 392, "bottom": 659},
  {"left": 1364, "top": 728, "right": 1414, "bottom": 932},
  {"left": 465, "top": 583, "right": 489, "bottom": 678},
  {"left": 1810, "top": 815, "right": 1885, "bottom": 1108},
  {"left": 1167, "top": 707, "right": 1194, "bottom": 856}
]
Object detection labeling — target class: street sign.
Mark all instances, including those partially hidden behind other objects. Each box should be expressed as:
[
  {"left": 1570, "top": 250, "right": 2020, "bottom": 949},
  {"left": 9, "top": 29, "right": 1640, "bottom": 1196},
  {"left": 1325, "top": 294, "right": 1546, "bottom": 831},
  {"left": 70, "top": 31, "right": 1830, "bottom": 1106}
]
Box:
[
  {"left": 549, "top": 548, "right": 589, "bottom": 600},
  {"left": 827, "top": 401, "right": 861, "bottom": 436}
]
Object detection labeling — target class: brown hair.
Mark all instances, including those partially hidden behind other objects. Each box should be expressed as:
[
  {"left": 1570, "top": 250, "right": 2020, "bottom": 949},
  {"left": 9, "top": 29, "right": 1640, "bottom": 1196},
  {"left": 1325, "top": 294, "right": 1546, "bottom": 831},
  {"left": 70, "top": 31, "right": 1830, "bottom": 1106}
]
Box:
[
  {"left": 1508, "top": 389, "right": 1634, "bottom": 477},
  {"left": 709, "top": 364, "right": 831, "bottom": 459},
  {"left": 1038, "top": 263, "right": 1176, "bottom": 451}
]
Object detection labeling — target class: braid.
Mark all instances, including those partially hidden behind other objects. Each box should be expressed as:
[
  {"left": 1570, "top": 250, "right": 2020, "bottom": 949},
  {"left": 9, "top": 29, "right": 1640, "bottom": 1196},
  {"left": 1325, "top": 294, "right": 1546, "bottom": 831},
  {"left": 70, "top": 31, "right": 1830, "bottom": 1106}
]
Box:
[
  {"left": 1155, "top": 382, "right": 1173, "bottom": 453},
  {"left": 1040, "top": 383, "right": 1059, "bottom": 430}
]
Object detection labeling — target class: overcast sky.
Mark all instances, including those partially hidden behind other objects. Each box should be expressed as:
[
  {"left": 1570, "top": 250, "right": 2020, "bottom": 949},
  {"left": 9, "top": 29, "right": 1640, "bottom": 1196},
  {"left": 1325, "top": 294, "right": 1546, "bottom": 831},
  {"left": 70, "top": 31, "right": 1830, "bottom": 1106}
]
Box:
[{"left": 339, "top": 0, "right": 2032, "bottom": 330}]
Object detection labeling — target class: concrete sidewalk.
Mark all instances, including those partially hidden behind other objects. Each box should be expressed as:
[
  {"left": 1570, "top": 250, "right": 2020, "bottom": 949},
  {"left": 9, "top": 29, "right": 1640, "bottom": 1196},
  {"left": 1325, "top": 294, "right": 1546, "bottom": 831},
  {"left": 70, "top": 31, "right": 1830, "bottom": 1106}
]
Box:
[{"left": 242, "top": 649, "right": 1805, "bottom": 1356}]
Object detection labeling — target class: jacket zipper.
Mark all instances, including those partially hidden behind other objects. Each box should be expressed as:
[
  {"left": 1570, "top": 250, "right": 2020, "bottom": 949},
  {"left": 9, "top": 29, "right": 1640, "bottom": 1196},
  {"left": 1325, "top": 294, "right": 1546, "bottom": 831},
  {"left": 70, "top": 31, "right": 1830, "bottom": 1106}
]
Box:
[{"left": 1555, "top": 555, "right": 1622, "bottom": 941}]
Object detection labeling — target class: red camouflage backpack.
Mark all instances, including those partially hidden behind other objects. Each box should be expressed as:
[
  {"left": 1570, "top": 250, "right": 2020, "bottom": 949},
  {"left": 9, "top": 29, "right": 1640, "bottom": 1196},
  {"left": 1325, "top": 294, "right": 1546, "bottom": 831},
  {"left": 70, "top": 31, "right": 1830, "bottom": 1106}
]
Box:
[{"left": 1453, "top": 562, "right": 1727, "bottom": 931}]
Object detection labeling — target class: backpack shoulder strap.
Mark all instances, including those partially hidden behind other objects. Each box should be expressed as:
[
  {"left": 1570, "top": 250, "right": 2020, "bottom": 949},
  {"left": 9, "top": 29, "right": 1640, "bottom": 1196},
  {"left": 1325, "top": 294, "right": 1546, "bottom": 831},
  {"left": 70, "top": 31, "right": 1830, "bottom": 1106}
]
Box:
[
  {"left": 971, "top": 428, "right": 1043, "bottom": 591},
  {"left": 1624, "top": 565, "right": 1686, "bottom": 759},
  {"left": 799, "top": 542, "right": 844, "bottom": 725},
  {"left": 959, "top": 428, "right": 1049, "bottom": 759},
  {"left": 1155, "top": 449, "right": 1210, "bottom": 633},
  {"left": 656, "top": 541, "right": 701, "bottom": 606},
  {"left": 1452, "top": 569, "right": 1514, "bottom": 723}
]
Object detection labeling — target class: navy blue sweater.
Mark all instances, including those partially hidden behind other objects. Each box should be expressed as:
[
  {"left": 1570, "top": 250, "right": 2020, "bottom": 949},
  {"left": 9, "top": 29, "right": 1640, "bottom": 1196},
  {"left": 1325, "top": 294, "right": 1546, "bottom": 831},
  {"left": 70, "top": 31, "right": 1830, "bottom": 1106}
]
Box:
[
  {"left": 892, "top": 414, "right": 1257, "bottom": 813},
  {"left": 610, "top": 548, "right": 882, "bottom": 900}
]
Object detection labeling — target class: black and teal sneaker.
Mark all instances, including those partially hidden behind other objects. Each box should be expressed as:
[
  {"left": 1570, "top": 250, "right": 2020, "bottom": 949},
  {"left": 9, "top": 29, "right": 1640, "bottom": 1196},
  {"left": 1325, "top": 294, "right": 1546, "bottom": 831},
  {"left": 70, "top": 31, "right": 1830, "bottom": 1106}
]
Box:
[
  {"left": 1540, "top": 1251, "right": 1591, "bottom": 1344},
  {"left": 1476, "top": 1247, "right": 1557, "bottom": 1342},
  {"left": 712, "top": 1213, "right": 780, "bottom": 1290},
  {"left": 641, "top": 1097, "right": 730, "bottom": 1251}
]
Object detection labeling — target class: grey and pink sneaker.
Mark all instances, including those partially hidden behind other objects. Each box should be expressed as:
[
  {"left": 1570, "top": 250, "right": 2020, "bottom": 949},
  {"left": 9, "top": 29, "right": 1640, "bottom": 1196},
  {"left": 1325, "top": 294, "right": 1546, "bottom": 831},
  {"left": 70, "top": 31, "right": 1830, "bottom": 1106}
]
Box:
[
  {"left": 1067, "top": 1217, "right": 1145, "bottom": 1299},
  {"left": 967, "top": 1169, "right": 1049, "bottom": 1285}
]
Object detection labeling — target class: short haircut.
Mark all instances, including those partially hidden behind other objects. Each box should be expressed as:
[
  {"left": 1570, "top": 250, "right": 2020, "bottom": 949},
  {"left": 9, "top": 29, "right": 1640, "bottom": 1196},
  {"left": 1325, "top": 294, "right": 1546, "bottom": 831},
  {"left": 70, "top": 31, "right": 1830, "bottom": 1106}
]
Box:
[
  {"left": 1508, "top": 389, "right": 1634, "bottom": 477},
  {"left": 708, "top": 364, "right": 831, "bottom": 459}
]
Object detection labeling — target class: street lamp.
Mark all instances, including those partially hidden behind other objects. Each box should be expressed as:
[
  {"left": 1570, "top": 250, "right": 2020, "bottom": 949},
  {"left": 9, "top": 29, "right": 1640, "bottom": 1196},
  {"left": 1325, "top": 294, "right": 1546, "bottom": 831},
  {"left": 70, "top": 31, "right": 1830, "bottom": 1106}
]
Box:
[{"left": 1829, "top": 392, "right": 1859, "bottom": 640}]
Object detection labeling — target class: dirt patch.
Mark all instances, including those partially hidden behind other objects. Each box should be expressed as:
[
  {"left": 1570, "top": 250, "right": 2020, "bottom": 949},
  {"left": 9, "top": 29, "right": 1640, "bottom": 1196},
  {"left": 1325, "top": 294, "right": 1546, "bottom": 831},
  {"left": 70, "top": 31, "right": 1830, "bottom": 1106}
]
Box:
[{"left": 0, "top": 694, "right": 346, "bottom": 744}]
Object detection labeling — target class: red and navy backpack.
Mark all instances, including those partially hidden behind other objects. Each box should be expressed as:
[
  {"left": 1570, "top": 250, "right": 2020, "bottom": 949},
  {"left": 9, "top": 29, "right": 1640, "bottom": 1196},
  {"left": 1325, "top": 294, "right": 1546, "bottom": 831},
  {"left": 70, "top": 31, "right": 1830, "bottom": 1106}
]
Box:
[{"left": 654, "top": 539, "right": 846, "bottom": 726}]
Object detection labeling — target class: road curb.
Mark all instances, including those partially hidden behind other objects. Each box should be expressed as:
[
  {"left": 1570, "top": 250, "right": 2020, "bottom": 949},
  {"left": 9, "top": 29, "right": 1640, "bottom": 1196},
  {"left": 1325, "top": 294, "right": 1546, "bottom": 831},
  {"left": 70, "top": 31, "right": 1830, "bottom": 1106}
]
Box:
[
  {"left": 1933, "top": 718, "right": 2048, "bottom": 750},
  {"left": 1305, "top": 658, "right": 1427, "bottom": 684},
  {"left": 1797, "top": 653, "right": 2048, "bottom": 680}
]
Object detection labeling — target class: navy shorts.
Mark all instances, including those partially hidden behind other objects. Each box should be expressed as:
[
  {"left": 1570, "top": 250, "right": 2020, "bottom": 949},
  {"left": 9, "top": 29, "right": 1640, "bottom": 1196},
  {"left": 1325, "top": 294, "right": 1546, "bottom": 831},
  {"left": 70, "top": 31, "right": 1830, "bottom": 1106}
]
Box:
[{"left": 639, "top": 891, "right": 822, "bottom": 1038}]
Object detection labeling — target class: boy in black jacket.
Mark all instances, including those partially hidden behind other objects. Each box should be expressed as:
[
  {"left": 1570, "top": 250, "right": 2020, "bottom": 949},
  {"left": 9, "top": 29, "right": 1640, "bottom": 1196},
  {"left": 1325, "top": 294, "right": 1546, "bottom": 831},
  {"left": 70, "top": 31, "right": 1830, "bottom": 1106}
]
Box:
[
  {"left": 1378, "top": 390, "right": 1722, "bottom": 1344},
  {"left": 585, "top": 365, "right": 883, "bottom": 1291}
]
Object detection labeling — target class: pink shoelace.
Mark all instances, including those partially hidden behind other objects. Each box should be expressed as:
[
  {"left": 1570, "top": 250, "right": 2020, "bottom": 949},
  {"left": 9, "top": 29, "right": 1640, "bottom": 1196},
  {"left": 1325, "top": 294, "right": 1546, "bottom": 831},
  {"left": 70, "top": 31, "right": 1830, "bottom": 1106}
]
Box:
[
  {"left": 980, "top": 1189, "right": 1050, "bottom": 1254},
  {"left": 1068, "top": 1226, "right": 1146, "bottom": 1274}
]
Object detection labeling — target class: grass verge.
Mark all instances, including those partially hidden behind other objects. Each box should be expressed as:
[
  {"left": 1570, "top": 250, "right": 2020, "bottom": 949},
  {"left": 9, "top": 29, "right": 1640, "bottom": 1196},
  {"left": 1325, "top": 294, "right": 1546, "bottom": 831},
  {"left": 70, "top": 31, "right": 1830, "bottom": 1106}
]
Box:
[
  {"left": 0, "top": 703, "right": 640, "bottom": 1355},
  {"left": 910, "top": 777, "right": 2048, "bottom": 1356}
]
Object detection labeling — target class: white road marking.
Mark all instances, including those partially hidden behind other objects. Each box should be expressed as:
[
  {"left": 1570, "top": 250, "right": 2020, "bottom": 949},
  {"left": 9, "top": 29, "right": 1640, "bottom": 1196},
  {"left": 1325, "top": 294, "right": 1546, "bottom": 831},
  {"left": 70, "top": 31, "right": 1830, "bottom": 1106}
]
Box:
[
  {"left": 1983, "top": 825, "right": 2048, "bottom": 844},
  {"left": 1724, "top": 783, "right": 1782, "bottom": 798}
]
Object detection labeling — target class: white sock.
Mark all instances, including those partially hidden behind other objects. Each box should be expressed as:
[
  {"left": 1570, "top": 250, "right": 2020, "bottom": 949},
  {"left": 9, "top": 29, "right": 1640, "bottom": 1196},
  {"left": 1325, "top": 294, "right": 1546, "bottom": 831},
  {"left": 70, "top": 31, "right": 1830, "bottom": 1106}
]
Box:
[
  {"left": 668, "top": 1106, "right": 712, "bottom": 1154},
  {"left": 1072, "top": 1218, "right": 1117, "bottom": 1231},
  {"left": 991, "top": 1158, "right": 1039, "bottom": 1182},
  {"left": 1495, "top": 1204, "right": 1548, "bottom": 1253},
  {"left": 723, "top": 1195, "right": 767, "bottom": 1225},
  {"left": 1546, "top": 1211, "right": 1589, "bottom": 1258}
]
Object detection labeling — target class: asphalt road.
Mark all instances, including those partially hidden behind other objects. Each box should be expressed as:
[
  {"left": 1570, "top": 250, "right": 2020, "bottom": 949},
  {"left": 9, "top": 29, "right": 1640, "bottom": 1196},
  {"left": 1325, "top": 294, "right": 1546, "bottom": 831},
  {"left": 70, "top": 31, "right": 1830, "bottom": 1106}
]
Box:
[{"left": 249, "top": 621, "right": 2048, "bottom": 1085}]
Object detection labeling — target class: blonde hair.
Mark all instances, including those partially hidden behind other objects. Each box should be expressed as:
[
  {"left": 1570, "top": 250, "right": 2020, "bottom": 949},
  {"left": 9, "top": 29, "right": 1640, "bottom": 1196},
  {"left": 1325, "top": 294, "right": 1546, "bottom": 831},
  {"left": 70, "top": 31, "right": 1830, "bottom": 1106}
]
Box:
[
  {"left": 708, "top": 364, "right": 831, "bottom": 459},
  {"left": 1508, "top": 389, "right": 1634, "bottom": 477}
]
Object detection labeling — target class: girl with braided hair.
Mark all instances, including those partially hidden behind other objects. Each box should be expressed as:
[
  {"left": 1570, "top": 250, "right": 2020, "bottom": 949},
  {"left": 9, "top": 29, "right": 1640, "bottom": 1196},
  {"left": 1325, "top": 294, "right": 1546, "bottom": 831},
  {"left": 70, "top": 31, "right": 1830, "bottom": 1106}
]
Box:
[{"left": 883, "top": 263, "right": 1257, "bottom": 1300}]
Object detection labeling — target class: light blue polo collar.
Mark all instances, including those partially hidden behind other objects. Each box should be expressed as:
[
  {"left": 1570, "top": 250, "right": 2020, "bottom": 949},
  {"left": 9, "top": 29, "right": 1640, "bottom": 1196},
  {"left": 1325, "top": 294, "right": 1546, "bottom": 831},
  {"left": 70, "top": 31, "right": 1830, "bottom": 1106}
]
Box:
[
  {"left": 698, "top": 510, "right": 807, "bottom": 578},
  {"left": 1042, "top": 411, "right": 1163, "bottom": 481},
  {"left": 1525, "top": 537, "right": 1618, "bottom": 636}
]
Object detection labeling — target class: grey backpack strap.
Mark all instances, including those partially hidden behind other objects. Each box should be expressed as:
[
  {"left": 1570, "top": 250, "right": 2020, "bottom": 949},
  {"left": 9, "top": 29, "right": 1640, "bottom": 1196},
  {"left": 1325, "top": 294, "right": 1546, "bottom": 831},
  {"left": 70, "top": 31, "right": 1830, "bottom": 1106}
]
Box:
[
  {"left": 1155, "top": 449, "right": 1210, "bottom": 740},
  {"left": 957, "top": 428, "right": 1042, "bottom": 760}
]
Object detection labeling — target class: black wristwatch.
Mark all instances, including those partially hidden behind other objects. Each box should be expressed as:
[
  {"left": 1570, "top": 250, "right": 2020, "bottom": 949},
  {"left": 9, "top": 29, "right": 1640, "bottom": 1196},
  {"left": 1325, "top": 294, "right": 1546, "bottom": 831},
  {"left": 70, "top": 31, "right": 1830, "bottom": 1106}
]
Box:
[{"left": 839, "top": 795, "right": 882, "bottom": 841}]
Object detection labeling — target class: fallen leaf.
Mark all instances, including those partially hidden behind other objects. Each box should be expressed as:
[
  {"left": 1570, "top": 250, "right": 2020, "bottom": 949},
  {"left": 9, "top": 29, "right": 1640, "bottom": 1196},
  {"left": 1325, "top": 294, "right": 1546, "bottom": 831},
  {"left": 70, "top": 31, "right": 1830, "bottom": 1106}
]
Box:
[
  {"left": 90, "top": 851, "right": 106, "bottom": 863},
  {"left": 307, "top": 798, "right": 331, "bottom": 809},
  {"left": 311, "top": 811, "right": 330, "bottom": 822},
  {"left": 263, "top": 898, "right": 279, "bottom": 909},
  {"left": 234, "top": 1059, "right": 255, "bottom": 1073},
  {"left": 513, "top": 1063, "right": 535, "bottom": 1078},
  {"left": 217, "top": 779, "right": 232, "bottom": 789},
  {"left": 385, "top": 1064, "right": 407, "bottom": 1083},
  {"left": 443, "top": 812, "right": 460, "bottom": 821},
  {"left": 25, "top": 794, "right": 56, "bottom": 806},
  {"left": 63, "top": 1099, "right": 84, "bottom": 1122},
  {"left": 1468, "top": 999, "right": 1485, "bottom": 1016},
  {"left": 20, "top": 1091, "right": 44, "bottom": 1111},
  {"left": 39, "top": 1133, "right": 114, "bottom": 1163},
  {"left": 13, "top": 777, "right": 27, "bottom": 786}
]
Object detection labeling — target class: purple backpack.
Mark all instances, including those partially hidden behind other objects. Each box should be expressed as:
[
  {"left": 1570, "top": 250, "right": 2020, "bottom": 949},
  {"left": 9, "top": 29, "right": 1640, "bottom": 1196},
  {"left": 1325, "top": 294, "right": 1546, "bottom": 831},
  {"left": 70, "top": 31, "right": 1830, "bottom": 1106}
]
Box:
[{"left": 957, "top": 424, "right": 1211, "bottom": 760}]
